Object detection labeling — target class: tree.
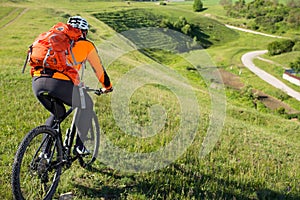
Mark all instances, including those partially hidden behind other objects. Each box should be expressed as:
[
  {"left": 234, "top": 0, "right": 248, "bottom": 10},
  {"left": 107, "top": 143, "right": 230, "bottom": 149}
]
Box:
[
  {"left": 193, "top": 0, "right": 203, "bottom": 12},
  {"left": 290, "top": 57, "right": 300, "bottom": 73}
]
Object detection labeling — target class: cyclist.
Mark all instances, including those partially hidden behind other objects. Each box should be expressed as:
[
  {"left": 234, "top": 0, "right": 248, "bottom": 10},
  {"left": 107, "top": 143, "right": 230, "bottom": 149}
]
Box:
[{"left": 32, "top": 16, "right": 113, "bottom": 155}]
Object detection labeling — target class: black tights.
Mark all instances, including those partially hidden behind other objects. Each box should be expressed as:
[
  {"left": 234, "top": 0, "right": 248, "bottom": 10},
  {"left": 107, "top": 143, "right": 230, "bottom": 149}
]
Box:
[{"left": 32, "top": 76, "right": 94, "bottom": 144}]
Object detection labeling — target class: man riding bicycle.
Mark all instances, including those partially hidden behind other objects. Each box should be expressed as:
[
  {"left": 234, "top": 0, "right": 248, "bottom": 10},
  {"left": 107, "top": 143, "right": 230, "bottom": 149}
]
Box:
[{"left": 31, "top": 16, "right": 113, "bottom": 155}]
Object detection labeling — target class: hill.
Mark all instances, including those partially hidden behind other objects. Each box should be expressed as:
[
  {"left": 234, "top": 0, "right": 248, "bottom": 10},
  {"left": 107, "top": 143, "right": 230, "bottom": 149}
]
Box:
[{"left": 0, "top": 0, "right": 299, "bottom": 199}]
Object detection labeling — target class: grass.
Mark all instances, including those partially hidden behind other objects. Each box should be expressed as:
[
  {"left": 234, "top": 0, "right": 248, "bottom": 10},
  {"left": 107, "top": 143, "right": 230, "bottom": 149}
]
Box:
[{"left": 1, "top": 0, "right": 300, "bottom": 199}]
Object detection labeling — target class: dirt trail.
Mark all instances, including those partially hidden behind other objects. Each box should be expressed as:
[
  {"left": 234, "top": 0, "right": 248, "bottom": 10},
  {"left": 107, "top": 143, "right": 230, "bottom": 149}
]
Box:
[
  {"left": 0, "top": 8, "right": 29, "bottom": 30},
  {"left": 225, "top": 24, "right": 287, "bottom": 39}
]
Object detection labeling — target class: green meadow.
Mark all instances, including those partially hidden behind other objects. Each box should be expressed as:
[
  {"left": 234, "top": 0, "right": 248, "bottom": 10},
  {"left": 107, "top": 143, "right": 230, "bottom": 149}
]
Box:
[{"left": 0, "top": 0, "right": 299, "bottom": 199}]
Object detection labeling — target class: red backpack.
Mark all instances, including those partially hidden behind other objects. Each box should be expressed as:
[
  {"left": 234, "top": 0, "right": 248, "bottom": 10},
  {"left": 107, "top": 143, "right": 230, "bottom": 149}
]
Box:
[{"left": 23, "top": 22, "right": 82, "bottom": 85}]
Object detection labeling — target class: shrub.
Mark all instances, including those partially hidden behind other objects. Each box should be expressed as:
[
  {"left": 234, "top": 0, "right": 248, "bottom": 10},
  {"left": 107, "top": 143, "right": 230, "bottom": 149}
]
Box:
[
  {"left": 290, "top": 57, "right": 300, "bottom": 73},
  {"left": 267, "top": 39, "right": 295, "bottom": 56},
  {"left": 292, "top": 42, "right": 300, "bottom": 51},
  {"left": 276, "top": 107, "right": 286, "bottom": 115},
  {"left": 193, "top": 0, "right": 203, "bottom": 12},
  {"left": 181, "top": 24, "right": 192, "bottom": 35},
  {"left": 160, "top": 18, "right": 172, "bottom": 28},
  {"left": 286, "top": 112, "right": 300, "bottom": 120},
  {"left": 173, "top": 16, "right": 187, "bottom": 30}
]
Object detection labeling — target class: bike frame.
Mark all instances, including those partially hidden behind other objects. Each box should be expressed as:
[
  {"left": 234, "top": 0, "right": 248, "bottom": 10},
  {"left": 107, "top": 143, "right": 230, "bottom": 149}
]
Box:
[
  {"left": 40, "top": 86, "right": 102, "bottom": 168},
  {"left": 11, "top": 86, "right": 103, "bottom": 200}
]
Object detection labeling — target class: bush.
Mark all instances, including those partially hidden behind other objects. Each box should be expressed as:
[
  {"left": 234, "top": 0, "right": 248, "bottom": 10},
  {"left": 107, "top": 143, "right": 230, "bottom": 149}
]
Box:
[
  {"left": 160, "top": 18, "right": 172, "bottom": 28},
  {"left": 267, "top": 39, "right": 295, "bottom": 56},
  {"left": 276, "top": 107, "right": 286, "bottom": 115},
  {"left": 290, "top": 57, "right": 300, "bottom": 73},
  {"left": 292, "top": 41, "right": 300, "bottom": 51},
  {"left": 181, "top": 24, "right": 191, "bottom": 35},
  {"left": 286, "top": 113, "right": 300, "bottom": 120},
  {"left": 193, "top": 0, "right": 203, "bottom": 12}
]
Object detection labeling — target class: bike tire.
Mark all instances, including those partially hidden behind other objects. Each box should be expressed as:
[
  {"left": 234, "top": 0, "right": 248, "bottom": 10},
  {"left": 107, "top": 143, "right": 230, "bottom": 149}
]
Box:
[
  {"left": 77, "top": 111, "right": 100, "bottom": 168},
  {"left": 11, "top": 125, "right": 63, "bottom": 200}
]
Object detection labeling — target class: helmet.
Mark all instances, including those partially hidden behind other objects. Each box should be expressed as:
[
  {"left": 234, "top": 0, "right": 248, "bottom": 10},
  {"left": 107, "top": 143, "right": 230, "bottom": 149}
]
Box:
[{"left": 67, "top": 16, "right": 89, "bottom": 30}]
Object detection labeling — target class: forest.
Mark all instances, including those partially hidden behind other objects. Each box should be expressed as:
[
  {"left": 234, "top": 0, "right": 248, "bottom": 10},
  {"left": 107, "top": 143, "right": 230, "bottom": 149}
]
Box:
[{"left": 221, "top": 0, "right": 300, "bottom": 34}]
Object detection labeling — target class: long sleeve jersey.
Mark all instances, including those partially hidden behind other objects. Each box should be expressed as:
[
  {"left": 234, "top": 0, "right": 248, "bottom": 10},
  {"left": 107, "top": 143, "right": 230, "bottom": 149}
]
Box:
[{"left": 32, "top": 39, "right": 112, "bottom": 89}]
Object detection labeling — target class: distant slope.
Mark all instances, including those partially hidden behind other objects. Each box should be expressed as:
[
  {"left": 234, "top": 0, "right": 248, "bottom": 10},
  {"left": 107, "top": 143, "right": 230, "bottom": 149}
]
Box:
[{"left": 93, "top": 8, "right": 238, "bottom": 48}]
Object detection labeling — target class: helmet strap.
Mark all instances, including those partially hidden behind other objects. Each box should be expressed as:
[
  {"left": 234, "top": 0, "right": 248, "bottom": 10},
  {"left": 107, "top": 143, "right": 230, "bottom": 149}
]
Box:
[{"left": 82, "top": 30, "right": 88, "bottom": 39}]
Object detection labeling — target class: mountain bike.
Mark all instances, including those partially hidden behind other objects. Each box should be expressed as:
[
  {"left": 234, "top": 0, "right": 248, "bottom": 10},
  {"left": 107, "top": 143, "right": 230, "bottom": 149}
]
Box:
[{"left": 11, "top": 86, "right": 103, "bottom": 200}]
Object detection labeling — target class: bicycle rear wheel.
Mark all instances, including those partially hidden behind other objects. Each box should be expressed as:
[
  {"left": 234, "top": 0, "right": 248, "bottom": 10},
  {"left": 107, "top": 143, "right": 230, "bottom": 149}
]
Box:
[
  {"left": 11, "top": 125, "right": 63, "bottom": 200},
  {"left": 77, "top": 111, "right": 100, "bottom": 168}
]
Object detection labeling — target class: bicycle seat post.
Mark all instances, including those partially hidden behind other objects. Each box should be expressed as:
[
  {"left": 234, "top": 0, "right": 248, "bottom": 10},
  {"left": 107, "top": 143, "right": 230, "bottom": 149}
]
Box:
[{"left": 50, "top": 97, "right": 61, "bottom": 133}]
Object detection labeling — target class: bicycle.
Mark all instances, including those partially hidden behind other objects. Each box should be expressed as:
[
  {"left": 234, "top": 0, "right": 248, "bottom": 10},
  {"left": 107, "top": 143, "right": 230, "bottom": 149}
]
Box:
[{"left": 11, "top": 86, "right": 103, "bottom": 200}]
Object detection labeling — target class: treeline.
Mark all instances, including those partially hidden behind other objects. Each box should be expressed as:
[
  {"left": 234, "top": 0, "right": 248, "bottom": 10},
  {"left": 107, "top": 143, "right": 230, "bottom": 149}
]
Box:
[
  {"left": 160, "top": 16, "right": 211, "bottom": 48},
  {"left": 220, "top": 0, "right": 300, "bottom": 34}
]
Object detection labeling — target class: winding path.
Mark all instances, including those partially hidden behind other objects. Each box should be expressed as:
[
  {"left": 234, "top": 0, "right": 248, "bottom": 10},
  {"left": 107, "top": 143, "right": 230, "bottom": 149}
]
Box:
[
  {"left": 241, "top": 50, "right": 300, "bottom": 101},
  {"left": 225, "top": 24, "right": 300, "bottom": 101}
]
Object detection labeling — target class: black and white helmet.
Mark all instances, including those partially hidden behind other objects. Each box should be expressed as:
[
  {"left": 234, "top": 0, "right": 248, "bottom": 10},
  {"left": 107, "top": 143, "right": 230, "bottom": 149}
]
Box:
[{"left": 67, "top": 16, "right": 89, "bottom": 30}]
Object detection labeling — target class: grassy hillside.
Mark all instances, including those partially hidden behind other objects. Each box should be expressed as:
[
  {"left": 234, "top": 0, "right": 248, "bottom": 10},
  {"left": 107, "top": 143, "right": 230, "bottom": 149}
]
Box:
[{"left": 1, "top": 0, "right": 299, "bottom": 199}]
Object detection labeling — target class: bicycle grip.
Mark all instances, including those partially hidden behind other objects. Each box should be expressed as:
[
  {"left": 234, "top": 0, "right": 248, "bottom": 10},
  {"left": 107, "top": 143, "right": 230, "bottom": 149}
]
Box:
[{"left": 94, "top": 90, "right": 102, "bottom": 96}]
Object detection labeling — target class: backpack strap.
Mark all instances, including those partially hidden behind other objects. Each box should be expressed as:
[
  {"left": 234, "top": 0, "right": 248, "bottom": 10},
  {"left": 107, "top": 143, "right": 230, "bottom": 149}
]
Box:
[
  {"left": 69, "top": 40, "right": 80, "bottom": 66},
  {"left": 69, "top": 40, "right": 85, "bottom": 82},
  {"left": 42, "top": 47, "right": 52, "bottom": 73},
  {"left": 22, "top": 45, "right": 32, "bottom": 73}
]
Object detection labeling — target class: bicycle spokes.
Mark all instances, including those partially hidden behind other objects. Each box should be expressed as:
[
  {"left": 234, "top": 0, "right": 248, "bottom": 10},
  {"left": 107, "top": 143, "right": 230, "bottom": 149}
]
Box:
[{"left": 12, "top": 126, "right": 62, "bottom": 200}]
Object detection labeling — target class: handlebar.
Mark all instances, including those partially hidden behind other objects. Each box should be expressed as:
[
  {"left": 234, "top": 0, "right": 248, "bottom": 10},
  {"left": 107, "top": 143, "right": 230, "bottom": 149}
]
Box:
[
  {"left": 85, "top": 87, "right": 103, "bottom": 96},
  {"left": 84, "top": 86, "right": 113, "bottom": 96}
]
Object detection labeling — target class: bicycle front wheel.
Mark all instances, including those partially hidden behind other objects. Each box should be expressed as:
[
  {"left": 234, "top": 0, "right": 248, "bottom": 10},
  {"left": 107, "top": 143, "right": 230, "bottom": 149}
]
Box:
[
  {"left": 78, "top": 111, "right": 100, "bottom": 168},
  {"left": 11, "top": 125, "right": 63, "bottom": 200}
]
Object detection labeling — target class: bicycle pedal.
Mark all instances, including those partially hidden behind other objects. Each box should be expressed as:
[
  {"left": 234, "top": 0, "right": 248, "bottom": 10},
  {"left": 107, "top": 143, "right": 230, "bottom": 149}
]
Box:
[{"left": 73, "top": 146, "right": 90, "bottom": 156}]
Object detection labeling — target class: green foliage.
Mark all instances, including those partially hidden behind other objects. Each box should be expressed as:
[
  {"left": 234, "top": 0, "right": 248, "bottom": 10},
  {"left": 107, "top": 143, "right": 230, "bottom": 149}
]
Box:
[
  {"left": 159, "top": 1, "right": 167, "bottom": 5},
  {"left": 160, "top": 18, "right": 172, "bottom": 28},
  {"left": 287, "top": 0, "right": 300, "bottom": 8},
  {"left": 193, "top": 0, "right": 203, "bottom": 12},
  {"left": 274, "top": 90, "right": 291, "bottom": 101},
  {"left": 181, "top": 24, "right": 191, "bottom": 35},
  {"left": 286, "top": 112, "right": 300, "bottom": 120},
  {"left": 267, "top": 39, "right": 295, "bottom": 56},
  {"left": 287, "top": 8, "right": 300, "bottom": 28},
  {"left": 223, "top": 0, "right": 299, "bottom": 34},
  {"left": 289, "top": 56, "right": 300, "bottom": 73},
  {"left": 173, "top": 16, "right": 188, "bottom": 30},
  {"left": 275, "top": 107, "right": 286, "bottom": 115},
  {"left": 292, "top": 41, "right": 300, "bottom": 51}
]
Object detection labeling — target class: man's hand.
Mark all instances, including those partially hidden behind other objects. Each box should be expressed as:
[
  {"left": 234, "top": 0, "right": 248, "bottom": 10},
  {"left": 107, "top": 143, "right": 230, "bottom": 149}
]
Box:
[{"left": 101, "top": 87, "right": 113, "bottom": 94}]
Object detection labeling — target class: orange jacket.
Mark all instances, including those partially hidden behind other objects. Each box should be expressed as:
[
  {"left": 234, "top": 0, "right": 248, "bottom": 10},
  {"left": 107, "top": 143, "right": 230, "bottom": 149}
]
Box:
[{"left": 32, "top": 39, "right": 112, "bottom": 89}]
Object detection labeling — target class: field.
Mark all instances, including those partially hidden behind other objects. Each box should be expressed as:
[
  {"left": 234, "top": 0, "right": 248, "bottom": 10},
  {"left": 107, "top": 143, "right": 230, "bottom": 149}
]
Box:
[{"left": 0, "top": 0, "right": 300, "bottom": 199}]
